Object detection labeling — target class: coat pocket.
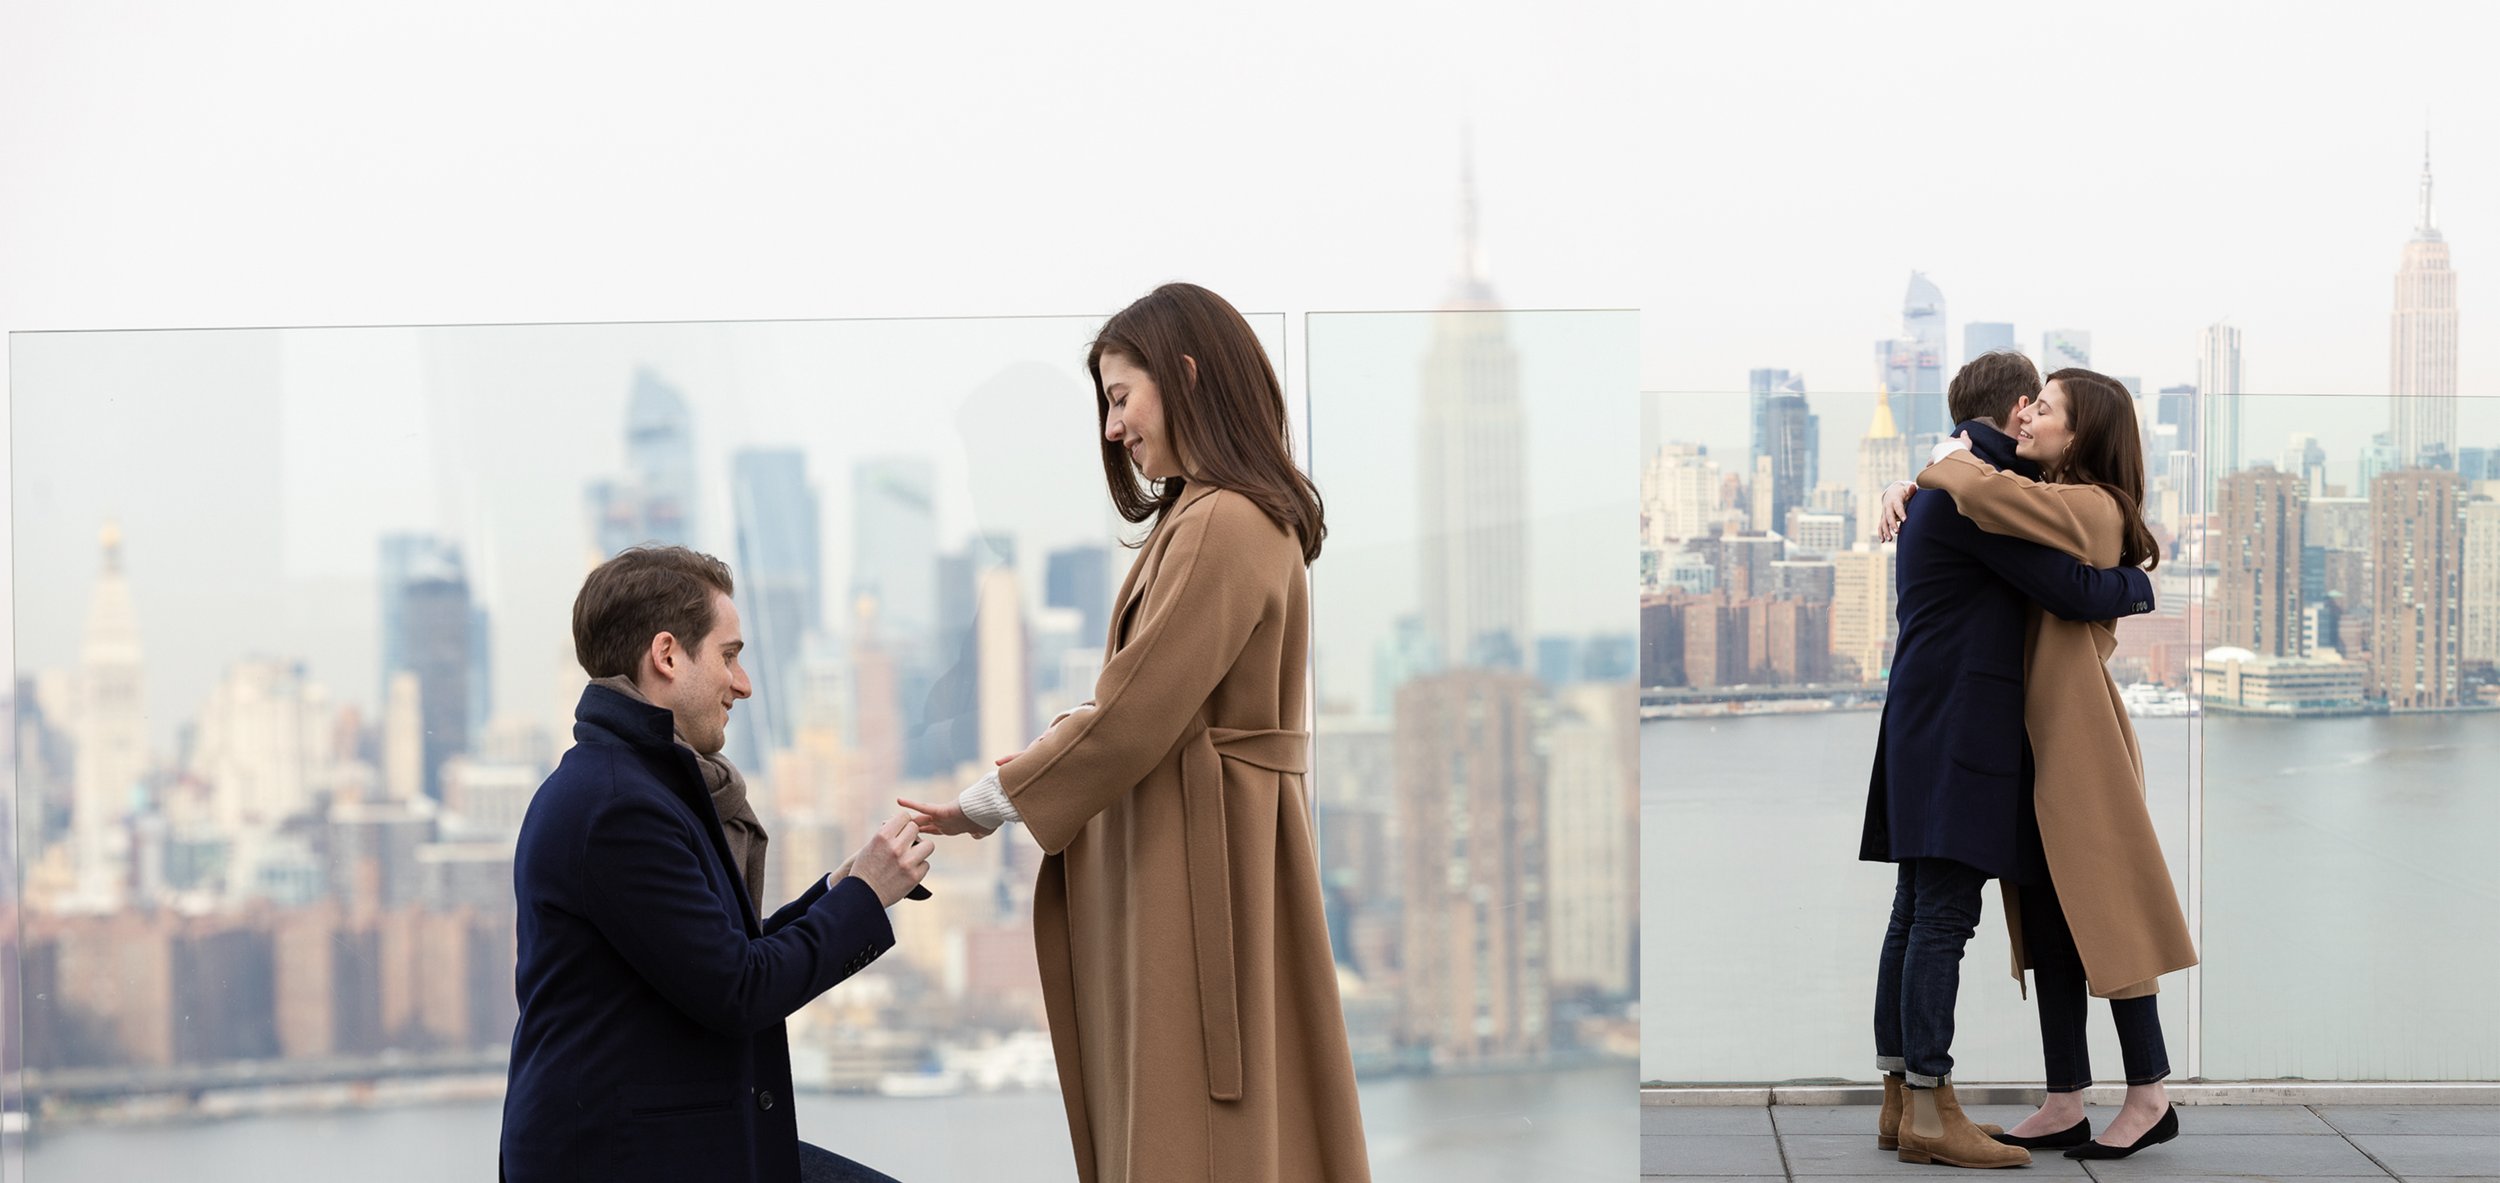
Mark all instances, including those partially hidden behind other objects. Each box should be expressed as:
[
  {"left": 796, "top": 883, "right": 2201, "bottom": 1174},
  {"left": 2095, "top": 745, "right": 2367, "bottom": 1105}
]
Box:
[{"left": 1945, "top": 670, "right": 2025, "bottom": 777}]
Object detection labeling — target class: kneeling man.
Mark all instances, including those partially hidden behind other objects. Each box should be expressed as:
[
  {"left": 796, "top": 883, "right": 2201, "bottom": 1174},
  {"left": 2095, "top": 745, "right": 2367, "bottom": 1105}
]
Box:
[{"left": 502, "top": 545, "right": 931, "bottom": 1182}]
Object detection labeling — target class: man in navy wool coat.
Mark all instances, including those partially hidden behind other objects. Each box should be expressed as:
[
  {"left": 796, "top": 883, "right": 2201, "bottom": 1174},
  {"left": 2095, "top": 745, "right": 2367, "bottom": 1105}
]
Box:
[
  {"left": 1857, "top": 351, "right": 2158, "bottom": 1159},
  {"left": 501, "top": 546, "right": 932, "bottom": 1182}
]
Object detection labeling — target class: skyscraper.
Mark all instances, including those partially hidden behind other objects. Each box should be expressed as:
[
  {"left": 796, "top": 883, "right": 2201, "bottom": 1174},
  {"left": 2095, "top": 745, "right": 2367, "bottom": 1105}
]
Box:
[
  {"left": 586, "top": 368, "right": 698, "bottom": 559},
  {"left": 190, "top": 659, "right": 331, "bottom": 833},
  {"left": 1642, "top": 443, "right": 1722, "bottom": 547},
  {"left": 2217, "top": 468, "right": 2306, "bottom": 657},
  {"left": 2042, "top": 329, "right": 2091, "bottom": 374},
  {"left": 2200, "top": 323, "right": 2245, "bottom": 486},
  {"left": 1853, "top": 396, "right": 1910, "bottom": 547},
  {"left": 380, "top": 533, "right": 490, "bottom": 746},
  {"left": 401, "top": 561, "right": 475, "bottom": 803},
  {"left": 2464, "top": 497, "right": 2500, "bottom": 670},
  {"left": 2391, "top": 138, "right": 2460, "bottom": 469},
  {"left": 1396, "top": 669, "right": 1545, "bottom": 1066},
  {"left": 1876, "top": 273, "right": 1947, "bottom": 439},
  {"left": 2156, "top": 384, "right": 2201, "bottom": 459},
  {"left": 1963, "top": 322, "right": 2016, "bottom": 367},
  {"left": 2282, "top": 434, "right": 2330, "bottom": 498},
  {"left": 1417, "top": 150, "right": 1528, "bottom": 670},
  {"left": 974, "top": 565, "right": 1030, "bottom": 767},
  {"left": 1044, "top": 544, "right": 1113, "bottom": 647},
  {"left": 74, "top": 522, "right": 148, "bottom": 910},
  {"left": 1757, "top": 390, "right": 1816, "bottom": 538},
  {"left": 730, "top": 449, "right": 823, "bottom": 762},
  {"left": 1747, "top": 368, "right": 1813, "bottom": 478},
  {"left": 1541, "top": 683, "right": 1635, "bottom": 1000},
  {"left": 2370, "top": 469, "right": 2463, "bottom": 708},
  {"left": 1830, "top": 547, "right": 1895, "bottom": 682},
  {"left": 852, "top": 456, "right": 939, "bottom": 649}
]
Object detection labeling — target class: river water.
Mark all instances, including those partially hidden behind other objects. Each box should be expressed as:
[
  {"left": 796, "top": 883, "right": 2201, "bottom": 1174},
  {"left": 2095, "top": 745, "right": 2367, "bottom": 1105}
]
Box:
[
  {"left": 15, "top": 1065, "right": 1637, "bottom": 1181},
  {"left": 1640, "top": 710, "right": 2500, "bottom": 1083}
]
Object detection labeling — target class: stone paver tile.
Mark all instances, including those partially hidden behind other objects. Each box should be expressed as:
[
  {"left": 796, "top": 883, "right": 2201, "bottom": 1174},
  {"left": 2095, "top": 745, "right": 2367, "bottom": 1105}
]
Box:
[
  {"left": 1644, "top": 1107, "right": 1776, "bottom": 1135},
  {"left": 1768, "top": 1105, "right": 1888, "bottom": 1136},
  {"left": 1640, "top": 1134, "right": 1787, "bottom": 1177},
  {"left": 1767, "top": 1103, "right": 2040, "bottom": 1136},
  {"left": 2071, "top": 1178, "right": 2391, "bottom": 1183},
  {"left": 1780, "top": 1133, "right": 2087, "bottom": 1177},
  {"left": 2077, "top": 1133, "right": 2385, "bottom": 1177},
  {"left": 2346, "top": 1134, "right": 2500, "bottom": 1177},
  {"left": 2155, "top": 1105, "right": 2339, "bottom": 1135},
  {"left": 2321, "top": 1107, "right": 2500, "bottom": 1137}
]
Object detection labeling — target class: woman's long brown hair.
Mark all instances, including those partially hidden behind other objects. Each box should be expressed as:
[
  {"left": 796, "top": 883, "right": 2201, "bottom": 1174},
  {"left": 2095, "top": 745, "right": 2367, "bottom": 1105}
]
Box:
[
  {"left": 2042, "top": 367, "right": 2161, "bottom": 571},
  {"left": 1088, "top": 283, "right": 1327, "bottom": 562}
]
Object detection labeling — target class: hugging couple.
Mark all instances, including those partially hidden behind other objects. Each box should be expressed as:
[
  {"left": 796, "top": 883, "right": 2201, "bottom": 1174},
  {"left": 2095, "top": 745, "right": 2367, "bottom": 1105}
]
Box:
[{"left": 1861, "top": 351, "right": 2199, "bottom": 1167}]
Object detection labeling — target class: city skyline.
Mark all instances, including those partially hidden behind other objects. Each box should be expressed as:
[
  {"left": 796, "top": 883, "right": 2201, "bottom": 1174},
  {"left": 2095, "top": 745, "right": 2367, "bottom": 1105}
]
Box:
[{"left": 9, "top": 318, "right": 1179, "bottom": 752}]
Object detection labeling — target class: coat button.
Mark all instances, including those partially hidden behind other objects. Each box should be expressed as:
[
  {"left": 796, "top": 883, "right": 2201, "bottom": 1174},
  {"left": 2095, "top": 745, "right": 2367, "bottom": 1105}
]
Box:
[{"left": 759, "top": 1090, "right": 776, "bottom": 1111}]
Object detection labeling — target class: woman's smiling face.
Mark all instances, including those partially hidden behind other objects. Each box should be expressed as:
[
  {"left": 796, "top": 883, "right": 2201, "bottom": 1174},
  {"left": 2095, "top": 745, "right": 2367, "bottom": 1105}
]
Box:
[
  {"left": 1099, "top": 350, "right": 1186, "bottom": 481},
  {"left": 2014, "top": 380, "right": 2075, "bottom": 469}
]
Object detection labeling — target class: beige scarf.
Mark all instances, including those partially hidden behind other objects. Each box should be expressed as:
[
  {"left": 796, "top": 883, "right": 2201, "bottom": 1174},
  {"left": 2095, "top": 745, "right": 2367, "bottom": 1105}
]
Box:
[{"left": 591, "top": 675, "right": 770, "bottom": 911}]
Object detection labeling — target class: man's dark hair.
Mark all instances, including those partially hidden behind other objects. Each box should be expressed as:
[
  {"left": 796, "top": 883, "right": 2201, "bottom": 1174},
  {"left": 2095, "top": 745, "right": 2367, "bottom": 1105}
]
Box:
[
  {"left": 572, "top": 546, "right": 737, "bottom": 679},
  {"left": 1947, "top": 350, "right": 2042, "bottom": 426}
]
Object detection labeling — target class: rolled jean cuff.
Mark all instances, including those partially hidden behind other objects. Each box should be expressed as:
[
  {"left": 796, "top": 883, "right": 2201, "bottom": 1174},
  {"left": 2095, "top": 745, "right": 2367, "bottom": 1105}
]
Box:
[
  {"left": 1876, "top": 1056, "right": 1906, "bottom": 1074},
  {"left": 2045, "top": 1080, "right": 2092, "bottom": 1095},
  {"left": 1904, "top": 1070, "right": 1943, "bottom": 1089},
  {"left": 2125, "top": 1069, "right": 2171, "bottom": 1087}
]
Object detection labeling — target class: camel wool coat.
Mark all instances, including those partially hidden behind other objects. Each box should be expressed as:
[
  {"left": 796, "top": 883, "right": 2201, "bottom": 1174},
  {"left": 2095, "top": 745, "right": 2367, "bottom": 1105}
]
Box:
[
  {"left": 998, "top": 483, "right": 1371, "bottom": 1183},
  {"left": 1918, "top": 450, "right": 2199, "bottom": 1000}
]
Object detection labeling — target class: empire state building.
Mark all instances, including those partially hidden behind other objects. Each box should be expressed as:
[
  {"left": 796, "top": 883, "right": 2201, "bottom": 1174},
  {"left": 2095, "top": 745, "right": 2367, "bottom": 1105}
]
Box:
[
  {"left": 1416, "top": 149, "right": 1528, "bottom": 670},
  {"left": 2391, "top": 138, "right": 2460, "bottom": 469},
  {"left": 74, "top": 522, "right": 148, "bottom": 911}
]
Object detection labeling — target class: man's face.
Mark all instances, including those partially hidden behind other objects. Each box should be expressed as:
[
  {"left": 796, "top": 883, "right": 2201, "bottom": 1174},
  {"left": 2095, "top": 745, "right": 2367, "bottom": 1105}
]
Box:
[{"left": 657, "top": 591, "right": 751, "bottom": 755}]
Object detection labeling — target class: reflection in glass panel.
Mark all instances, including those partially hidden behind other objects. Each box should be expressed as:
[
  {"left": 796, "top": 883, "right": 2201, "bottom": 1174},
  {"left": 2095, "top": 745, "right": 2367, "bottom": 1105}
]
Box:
[
  {"left": 1308, "top": 308, "right": 1639, "bottom": 1180},
  {"left": 1639, "top": 386, "right": 2191, "bottom": 1084},
  {"left": 6, "top": 315, "right": 1280, "bottom": 1180},
  {"left": 2198, "top": 392, "right": 2500, "bottom": 1081}
]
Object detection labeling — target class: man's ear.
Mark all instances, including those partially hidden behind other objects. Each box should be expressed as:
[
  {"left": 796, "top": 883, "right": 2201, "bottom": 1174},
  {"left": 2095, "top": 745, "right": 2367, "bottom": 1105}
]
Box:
[{"left": 648, "top": 631, "right": 681, "bottom": 681}]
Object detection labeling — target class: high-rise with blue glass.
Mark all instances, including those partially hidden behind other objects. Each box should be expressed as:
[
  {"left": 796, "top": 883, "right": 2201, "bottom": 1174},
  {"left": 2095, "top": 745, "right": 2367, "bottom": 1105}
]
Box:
[
  {"left": 1876, "top": 272, "right": 1946, "bottom": 440},
  {"left": 730, "top": 448, "right": 824, "bottom": 763}
]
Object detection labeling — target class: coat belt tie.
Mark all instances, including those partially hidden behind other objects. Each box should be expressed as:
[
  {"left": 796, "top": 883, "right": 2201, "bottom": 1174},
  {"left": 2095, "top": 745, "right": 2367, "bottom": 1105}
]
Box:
[{"left": 1179, "top": 723, "right": 1307, "bottom": 1102}]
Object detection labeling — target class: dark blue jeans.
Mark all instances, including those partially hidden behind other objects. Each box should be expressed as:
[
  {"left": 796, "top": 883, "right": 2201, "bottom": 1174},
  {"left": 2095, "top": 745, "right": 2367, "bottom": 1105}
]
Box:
[
  {"left": 799, "top": 1141, "right": 902, "bottom": 1183},
  {"left": 1874, "top": 857, "right": 1987, "bottom": 1087},
  {"left": 2020, "top": 874, "right": 2172, "bottom": 1091}
]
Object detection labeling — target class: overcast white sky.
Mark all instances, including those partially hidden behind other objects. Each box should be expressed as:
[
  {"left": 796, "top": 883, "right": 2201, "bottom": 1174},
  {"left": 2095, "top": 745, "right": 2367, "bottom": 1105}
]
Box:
[{"left": 1640, "top": 0, "right": 2498, "bottom": 404}]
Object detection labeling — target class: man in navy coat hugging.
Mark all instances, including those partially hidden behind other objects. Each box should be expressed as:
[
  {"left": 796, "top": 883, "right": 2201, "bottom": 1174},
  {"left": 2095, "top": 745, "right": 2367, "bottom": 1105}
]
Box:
[
  {"left": 1858, "top": 351, "right": 2157, "bottom": 1168},
  {"left": 502, "top": 546, "right": 932, "bottom": 1182}
]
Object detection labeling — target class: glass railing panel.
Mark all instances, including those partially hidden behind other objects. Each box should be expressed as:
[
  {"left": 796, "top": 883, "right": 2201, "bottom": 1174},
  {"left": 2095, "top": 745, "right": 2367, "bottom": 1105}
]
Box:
[
  {"left": 7, "top": 312, "right": 1284, "bottom": 1179},
  {"left": 1639, "top": 387, "right": 2194, "bottom": 1085},
  {"left": 2194, "top": 390, "right": 2500, "bottom": 1081},
  {"left": 1308, "top": 308, "right": 1640, "bottom": 1180}
]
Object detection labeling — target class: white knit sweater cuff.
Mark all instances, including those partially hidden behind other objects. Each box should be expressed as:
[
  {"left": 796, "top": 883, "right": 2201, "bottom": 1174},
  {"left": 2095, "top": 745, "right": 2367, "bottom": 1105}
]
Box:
[{"left": 959, "top": 771, "right": 1019, "bottom": 833}]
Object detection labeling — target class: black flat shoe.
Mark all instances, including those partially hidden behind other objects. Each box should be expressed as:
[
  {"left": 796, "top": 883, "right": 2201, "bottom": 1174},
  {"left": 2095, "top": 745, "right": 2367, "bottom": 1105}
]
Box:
[
  {"left": 2066, "top": 1104, "right": 2179, "bottom": 1159},
  {"left": 1990, "top": 1117, "right": 2090, "bottom": 1149}
]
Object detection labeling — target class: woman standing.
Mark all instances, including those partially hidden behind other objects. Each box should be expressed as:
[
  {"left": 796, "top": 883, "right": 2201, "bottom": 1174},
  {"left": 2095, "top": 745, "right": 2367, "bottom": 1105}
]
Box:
[
  {"left": 1915, "top": 367, "right": 2199, "bottom": 1160},
  {"left": 902, "top": 283, "right": 1370, "bottom": 1182}
]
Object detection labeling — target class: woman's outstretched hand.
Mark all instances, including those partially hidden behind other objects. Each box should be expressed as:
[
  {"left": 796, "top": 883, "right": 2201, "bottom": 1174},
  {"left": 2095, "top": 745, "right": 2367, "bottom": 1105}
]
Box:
[
  {"left": 1877, "top": 480, "right": 1918, "bottom": 542},
  {"left": 897, "top": 796, "right": 992, "bottom": 839}
]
